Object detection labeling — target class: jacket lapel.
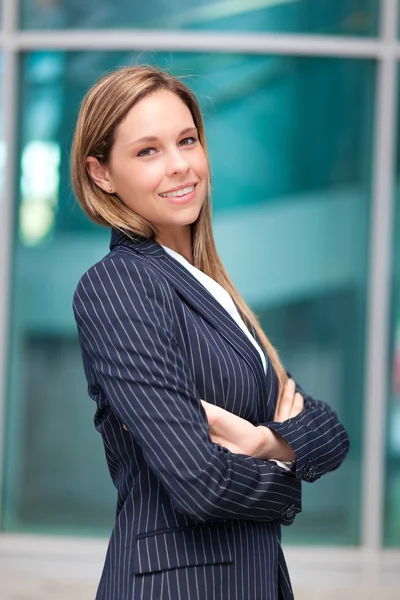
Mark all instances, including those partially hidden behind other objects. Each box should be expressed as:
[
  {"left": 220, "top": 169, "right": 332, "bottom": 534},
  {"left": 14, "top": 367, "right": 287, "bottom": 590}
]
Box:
[{"left": 110, "top": 229, "right": 268, "bottom": 403}]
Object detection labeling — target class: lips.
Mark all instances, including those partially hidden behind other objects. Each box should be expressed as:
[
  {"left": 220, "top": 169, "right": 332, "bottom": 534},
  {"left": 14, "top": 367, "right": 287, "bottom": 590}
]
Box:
[
  {"left": 162, "top": 184, "right": 197, "bottom": 205},
  {"left": 159, "top": 182, "right": 198, "bottom": 197}
]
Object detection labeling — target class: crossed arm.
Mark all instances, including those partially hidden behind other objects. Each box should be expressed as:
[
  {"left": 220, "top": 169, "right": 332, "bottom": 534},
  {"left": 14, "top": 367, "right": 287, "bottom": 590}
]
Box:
[
  {"left": 203, "top": 375, "right": 350, "bottom": 483},
  {"left": 201, "top": 378, "right": 304, "bottom": 461}
]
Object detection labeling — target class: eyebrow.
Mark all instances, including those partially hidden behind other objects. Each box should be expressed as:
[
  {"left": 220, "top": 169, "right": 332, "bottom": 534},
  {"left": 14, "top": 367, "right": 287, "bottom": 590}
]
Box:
[{"left": 128, "top": 126, "right": 198, "bottom": 147}]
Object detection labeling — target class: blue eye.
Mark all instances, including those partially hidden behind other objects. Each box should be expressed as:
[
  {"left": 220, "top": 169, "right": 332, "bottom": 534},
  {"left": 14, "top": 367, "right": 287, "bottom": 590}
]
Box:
[
  {"left": 179, "top": 137, "right": 197, "bottom": 146},
  {"left": 137, "top": 147, "right": 157, "bottom": 157},
  {"left": 137, "top": 137, "right": 197, "bottom": 157}
]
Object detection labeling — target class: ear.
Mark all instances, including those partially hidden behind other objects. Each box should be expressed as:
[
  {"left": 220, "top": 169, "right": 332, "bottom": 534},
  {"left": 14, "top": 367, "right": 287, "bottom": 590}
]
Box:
[{"left": 86, "top": 156, "right": 114, "bottom": 194}]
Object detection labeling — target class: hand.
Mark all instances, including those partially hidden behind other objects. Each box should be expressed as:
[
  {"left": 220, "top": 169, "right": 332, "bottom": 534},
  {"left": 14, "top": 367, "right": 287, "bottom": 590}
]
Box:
[
  {"left": 200, "top": 400, "right": 268, "bottom": 458},
  {"left": 274, "top": 378, "right": 304, "bottom": 422}
]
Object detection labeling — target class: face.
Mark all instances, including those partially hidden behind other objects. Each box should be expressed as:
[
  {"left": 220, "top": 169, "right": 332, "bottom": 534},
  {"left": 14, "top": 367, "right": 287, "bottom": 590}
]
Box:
[{"left": 88, "top": 89, "right": 209, "bottom": 243}]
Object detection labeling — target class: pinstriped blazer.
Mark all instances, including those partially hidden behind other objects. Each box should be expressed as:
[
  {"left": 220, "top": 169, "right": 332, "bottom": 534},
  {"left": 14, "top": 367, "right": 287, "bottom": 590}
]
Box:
[{"left": 73, "top": 228, "right": 350, "bottom": 600}]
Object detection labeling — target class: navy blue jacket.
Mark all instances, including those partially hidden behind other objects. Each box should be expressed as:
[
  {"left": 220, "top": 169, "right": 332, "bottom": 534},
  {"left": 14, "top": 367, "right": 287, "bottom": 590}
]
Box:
[{"left": 73, "top": 228, "right": 349, "bottom": 600}]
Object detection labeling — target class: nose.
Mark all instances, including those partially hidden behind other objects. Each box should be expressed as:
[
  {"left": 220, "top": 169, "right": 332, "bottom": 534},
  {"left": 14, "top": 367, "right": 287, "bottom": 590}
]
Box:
[{"left": 165, "top": 146, "right": 190, "bottom": 176}]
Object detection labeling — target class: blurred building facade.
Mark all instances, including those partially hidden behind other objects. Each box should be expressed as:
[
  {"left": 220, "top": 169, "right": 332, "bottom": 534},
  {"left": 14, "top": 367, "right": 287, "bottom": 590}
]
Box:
[{"left": 0, "top": 0, "right": 399, "bottom": 596}]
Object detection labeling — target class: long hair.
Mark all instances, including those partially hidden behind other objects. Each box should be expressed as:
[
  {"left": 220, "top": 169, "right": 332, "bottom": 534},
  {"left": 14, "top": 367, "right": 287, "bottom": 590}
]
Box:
[{"left": 70, "top": 65, "right": 288, "bottom": 395}]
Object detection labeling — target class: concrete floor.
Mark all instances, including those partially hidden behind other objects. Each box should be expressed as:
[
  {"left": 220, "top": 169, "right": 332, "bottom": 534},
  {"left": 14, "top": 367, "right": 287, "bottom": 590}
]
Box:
[{"left": 1, "top": 574, "right": 400, "bottom": 600}]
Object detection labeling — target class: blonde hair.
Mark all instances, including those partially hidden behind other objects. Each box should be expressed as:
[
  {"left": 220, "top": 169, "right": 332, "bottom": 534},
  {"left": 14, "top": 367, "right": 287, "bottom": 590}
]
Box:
[{"left": 70, "top": 65, "right": 288, "bottom": 394}]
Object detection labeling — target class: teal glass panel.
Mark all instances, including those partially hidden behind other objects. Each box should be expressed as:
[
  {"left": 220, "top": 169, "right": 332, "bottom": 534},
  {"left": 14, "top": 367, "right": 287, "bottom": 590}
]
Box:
[
  {"left": 20, "top": 0, "right": 379, "bottom": 36},
  {"left": 384, "top": 72, "right": 400, "bottom": 546},
  {"left": 2, "top": 51, "right": 374, "bottom": 543}
]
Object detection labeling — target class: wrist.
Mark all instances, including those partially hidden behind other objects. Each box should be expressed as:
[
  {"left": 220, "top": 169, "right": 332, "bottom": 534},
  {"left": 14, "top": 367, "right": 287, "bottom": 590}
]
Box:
[
  {"left": 254, "top": 426, "right": 274, "bottom": 460},
  {"left": 254, "top": 426, "right": 296, "bottom": 462}
]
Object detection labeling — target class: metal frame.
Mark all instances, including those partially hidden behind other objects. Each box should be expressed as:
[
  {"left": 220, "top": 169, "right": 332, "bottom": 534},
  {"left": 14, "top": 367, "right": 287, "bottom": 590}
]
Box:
[
  {"left": 0, "top": 0, "right": 399, "bottom": 588},
  {"left": 0, "top": 30, "right": 387, "bottom": 56},
  {"left": 361, "top": 0, "right": 399, "bottom": 552},
  {"left": 0, "top": 0, "right": 19, "bottom": 538}
]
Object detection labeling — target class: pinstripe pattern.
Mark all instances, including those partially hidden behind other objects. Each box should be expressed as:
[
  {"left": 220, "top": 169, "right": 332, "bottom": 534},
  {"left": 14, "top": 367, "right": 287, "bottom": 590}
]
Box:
[{"left": 73, "top": 229, "right": 349, "bottom": 600}]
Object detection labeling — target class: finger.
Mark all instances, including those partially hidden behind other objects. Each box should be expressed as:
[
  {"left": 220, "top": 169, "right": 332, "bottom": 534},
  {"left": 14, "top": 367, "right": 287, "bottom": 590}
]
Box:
[
  {"left": 200, "top": 399, "right": 212, "bottom": 411},
  {"left": 289, "top": 392, "right": 304, "bottom": 419},
  {"left": 275, "top": 379, "right": 295, "bottom": 422},
  {"left": 123, "top": 424, "right": 128, "bottom": 431},
  {"left": 275, "top": 378, "right": 294, "bottom": 413}
]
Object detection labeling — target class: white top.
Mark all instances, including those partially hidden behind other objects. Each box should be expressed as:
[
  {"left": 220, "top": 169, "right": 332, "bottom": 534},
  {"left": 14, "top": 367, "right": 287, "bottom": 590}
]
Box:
[{"left": 162, "top": 245, "right": 267, "bottom": 374}]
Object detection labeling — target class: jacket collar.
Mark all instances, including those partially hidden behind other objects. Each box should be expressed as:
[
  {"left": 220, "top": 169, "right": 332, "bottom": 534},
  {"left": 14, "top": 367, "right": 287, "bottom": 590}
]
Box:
[
  {"left": 109, "top": 228, "right": 269, "bottom": 407},
  {"left": 110, "top": 227, "right": 166, "bottom": 258}
]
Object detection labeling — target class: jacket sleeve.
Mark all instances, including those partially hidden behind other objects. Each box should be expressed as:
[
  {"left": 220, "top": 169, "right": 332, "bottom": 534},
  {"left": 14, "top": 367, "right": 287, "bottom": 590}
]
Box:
[
  {"left": 264, "top": 375, "right": 350, "bottom": 482},
  {"left": 73, "top": 254, "right": 301, "bottom": 524}
]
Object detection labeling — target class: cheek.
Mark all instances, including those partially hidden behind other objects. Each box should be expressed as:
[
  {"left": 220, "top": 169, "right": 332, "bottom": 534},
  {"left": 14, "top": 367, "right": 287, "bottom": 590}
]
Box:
[
  {"left": 118, "top": 163, "right": 163, "bottom": 195},
  {"left": 194, "top": 150, "right": 209, "bottom": 180}
]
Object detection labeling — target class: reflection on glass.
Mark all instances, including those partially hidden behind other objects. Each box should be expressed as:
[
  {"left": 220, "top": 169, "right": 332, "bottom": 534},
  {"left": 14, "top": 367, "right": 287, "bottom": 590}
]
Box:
[
  {"left": 2, "top": 51, "right": 374, "bottom": 542},
  {"left": 20, "top": 141, "right": 60, "bottom": 245},
  {"left": 20, "top": 0, "right": 379, "bottom": 36}
]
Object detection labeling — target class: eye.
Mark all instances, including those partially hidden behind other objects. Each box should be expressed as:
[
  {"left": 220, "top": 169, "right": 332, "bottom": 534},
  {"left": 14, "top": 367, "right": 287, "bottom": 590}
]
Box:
[
  {"left": 179, "top": 136, "right": 197, "bottom": 146},
  {"left": 137, "top": 147, "right": 157, "bottom": 157}
]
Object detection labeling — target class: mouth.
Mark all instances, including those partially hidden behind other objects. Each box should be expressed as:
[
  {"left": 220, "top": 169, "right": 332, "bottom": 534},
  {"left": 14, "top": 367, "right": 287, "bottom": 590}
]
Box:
[
  {"left": 159, "top": 183, "right": 198, "bottom": 205},
  {"left": 159, "top": 183, "right": 197, "bottom": 199}
]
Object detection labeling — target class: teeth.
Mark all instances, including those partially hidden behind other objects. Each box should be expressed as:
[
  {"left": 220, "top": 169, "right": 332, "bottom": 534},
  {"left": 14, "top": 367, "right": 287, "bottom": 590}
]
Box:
[{"left": 160, "top": 185, "right": 194, "bottom": 198}]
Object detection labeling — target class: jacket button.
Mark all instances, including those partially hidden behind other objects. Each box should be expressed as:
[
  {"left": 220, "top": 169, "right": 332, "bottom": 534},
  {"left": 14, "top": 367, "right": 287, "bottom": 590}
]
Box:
[
  {"left": 282, "top": 504, "right": 295, "bottom": 519},
  {"left": 303, "top": 460, "right": 316, "bottom": 480},
  {"left": 286, "top": 505, "right": 295, "bottom": 518}
]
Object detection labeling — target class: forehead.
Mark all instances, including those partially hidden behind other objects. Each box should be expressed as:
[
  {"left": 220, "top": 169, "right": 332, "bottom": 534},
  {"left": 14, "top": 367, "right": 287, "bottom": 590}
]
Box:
[{"left": 117, "top": 89, "right": 195, "bottom": 141}]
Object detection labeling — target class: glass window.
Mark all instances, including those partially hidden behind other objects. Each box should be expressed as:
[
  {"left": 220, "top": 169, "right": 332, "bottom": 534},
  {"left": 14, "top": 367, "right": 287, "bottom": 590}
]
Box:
[
  {"left": 384, "top": 74, "right": 400, "bottom": 546},
  {"left": 20, "top": 0, "right": 379, "bottom": 36},
  {"left": 2, "top": 51, "right": 374, "bottom": 543}
]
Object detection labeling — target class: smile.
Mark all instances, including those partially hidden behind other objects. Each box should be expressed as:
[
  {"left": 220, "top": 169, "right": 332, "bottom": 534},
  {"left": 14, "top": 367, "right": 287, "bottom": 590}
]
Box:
[{"left": 159, "top": 184, "right": 196, "bottom": 198}]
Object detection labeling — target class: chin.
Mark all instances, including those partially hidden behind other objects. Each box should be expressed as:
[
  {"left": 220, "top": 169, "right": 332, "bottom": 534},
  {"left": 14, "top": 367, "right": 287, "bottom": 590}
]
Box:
[{"left": 174, "top": 206, "right": 203, "bottom": 226}]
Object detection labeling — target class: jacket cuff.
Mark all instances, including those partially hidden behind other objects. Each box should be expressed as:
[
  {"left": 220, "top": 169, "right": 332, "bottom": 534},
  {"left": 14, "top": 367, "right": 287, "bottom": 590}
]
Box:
[{"left": 263, "top": 421, "right": 317, "bottom": 481}]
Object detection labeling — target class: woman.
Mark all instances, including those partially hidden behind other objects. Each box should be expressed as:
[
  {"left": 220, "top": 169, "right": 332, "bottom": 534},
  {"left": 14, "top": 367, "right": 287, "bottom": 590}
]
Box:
[{"left": 71, "top": 65, "right": 349, "bottom": 600}]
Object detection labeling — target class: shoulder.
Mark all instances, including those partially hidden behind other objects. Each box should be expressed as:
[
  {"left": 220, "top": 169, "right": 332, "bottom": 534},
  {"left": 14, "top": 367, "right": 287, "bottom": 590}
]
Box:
[{"left": 73, "top": 247, "right": 173, "bottom": 319}]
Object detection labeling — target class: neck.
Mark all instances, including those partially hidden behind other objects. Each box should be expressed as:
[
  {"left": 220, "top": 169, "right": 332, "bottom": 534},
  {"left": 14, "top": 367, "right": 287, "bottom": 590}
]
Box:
[{"left": 155, "top": 225, "right": 193, "bottom": 265}]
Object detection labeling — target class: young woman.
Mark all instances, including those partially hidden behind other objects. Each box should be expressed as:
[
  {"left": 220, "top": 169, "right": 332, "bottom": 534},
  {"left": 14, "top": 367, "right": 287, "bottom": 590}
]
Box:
[{"left": 71, "top": 65, "right": 349, "bottom": 600}]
